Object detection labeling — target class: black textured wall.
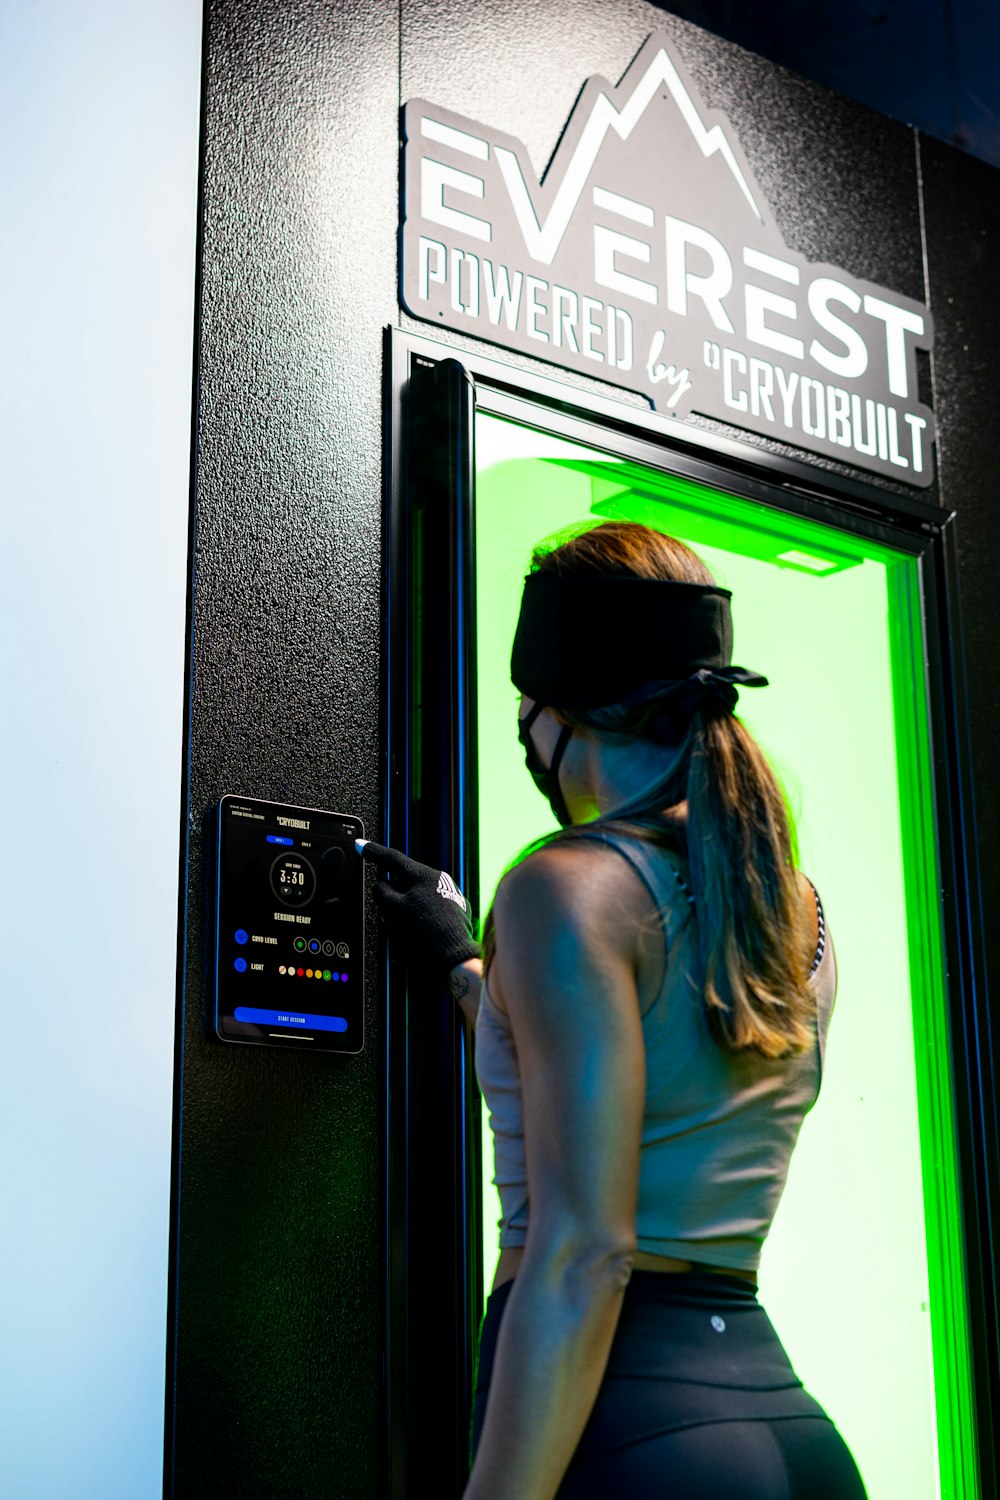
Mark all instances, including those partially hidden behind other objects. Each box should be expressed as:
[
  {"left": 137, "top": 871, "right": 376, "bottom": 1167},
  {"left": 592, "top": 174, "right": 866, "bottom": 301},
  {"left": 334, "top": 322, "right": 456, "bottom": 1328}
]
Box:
[
  {"left": 170, "top": 3, "right": 397, "bottom": 1496},
  {"left": 171, "top": 2, "right": 1000, "bottom": 1495}
]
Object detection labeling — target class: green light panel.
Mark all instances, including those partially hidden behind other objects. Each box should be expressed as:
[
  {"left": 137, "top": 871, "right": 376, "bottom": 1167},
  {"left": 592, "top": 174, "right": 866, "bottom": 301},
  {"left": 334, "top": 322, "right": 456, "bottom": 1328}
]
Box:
[{"left": 473, "top": 411, "right": 976, "bottom": 1500}]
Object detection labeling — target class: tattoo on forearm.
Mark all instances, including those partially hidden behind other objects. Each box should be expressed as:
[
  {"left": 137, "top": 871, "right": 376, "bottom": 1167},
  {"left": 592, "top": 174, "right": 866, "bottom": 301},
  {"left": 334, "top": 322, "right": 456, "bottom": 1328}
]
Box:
[{"left": 449, "top": 970, "right": 471, "bottom": 1001}]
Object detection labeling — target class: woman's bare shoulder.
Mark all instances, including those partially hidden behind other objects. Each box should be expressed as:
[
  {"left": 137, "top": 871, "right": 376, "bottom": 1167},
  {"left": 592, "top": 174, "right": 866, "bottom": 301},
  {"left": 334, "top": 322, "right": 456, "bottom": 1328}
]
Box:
[
  {"left": 492, "top": 838, "right": 661, "bottom": 988},
  {"left": 496, "top": 837, "right": 654, "bottom": 919}
]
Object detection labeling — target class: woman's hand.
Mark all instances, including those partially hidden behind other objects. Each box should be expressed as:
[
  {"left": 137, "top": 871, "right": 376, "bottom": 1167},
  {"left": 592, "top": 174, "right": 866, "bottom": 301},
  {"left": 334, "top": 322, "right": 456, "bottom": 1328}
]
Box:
[{"left": 359, "top": 841, "right": 479, "bottom": 991}]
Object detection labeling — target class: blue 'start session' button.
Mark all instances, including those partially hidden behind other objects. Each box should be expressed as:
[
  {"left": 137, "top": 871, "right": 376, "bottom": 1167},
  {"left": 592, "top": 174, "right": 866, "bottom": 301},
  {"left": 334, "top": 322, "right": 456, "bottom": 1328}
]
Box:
[{"left": 233, "top": 1007, "right": 348, "bottom": 1032}]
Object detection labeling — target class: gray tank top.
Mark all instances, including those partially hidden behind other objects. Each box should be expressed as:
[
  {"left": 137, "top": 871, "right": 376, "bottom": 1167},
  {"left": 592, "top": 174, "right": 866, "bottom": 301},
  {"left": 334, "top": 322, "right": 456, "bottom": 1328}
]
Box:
[{"left": 474, "top": 829, "right": 837, "bottom": 1273}]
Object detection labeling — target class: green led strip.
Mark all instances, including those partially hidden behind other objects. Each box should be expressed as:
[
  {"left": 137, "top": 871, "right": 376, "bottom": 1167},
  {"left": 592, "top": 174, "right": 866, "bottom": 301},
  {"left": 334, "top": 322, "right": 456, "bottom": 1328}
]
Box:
[{"left": 885, "top": 560, "right": 978, "bottom": 1500}]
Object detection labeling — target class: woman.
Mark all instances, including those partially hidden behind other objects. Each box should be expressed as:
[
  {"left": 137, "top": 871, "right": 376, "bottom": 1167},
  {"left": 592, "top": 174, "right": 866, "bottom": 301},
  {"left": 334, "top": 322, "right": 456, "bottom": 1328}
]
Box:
[{"left": 363, "top": 521, "right": 868, "bottom": 1499}]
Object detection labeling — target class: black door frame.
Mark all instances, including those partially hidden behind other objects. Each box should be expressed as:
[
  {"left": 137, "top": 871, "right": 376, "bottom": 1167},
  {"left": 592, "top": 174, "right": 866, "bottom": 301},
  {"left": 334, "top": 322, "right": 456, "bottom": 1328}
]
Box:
[{"left": 382, "top": 324, "right": 998, "bottom": 1499}]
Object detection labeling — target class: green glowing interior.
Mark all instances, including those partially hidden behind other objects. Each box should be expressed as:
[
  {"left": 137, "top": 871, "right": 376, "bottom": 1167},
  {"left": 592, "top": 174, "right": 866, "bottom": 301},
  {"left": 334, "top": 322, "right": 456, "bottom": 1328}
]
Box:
[{"left": 473, "top": 410, "right": 976, "bottom": 1500}]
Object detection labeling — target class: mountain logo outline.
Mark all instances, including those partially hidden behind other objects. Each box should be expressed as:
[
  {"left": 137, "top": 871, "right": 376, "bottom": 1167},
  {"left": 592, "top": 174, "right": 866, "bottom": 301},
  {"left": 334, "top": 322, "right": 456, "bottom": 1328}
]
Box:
[{"left": 401, "top": 30, "right": 935, "bottom": 486}]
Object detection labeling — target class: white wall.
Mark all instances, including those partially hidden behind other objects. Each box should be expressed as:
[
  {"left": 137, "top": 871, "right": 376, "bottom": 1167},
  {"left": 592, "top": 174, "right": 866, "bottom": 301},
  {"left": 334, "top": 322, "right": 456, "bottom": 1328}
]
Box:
[{"left": 0, "top": 3, "right": 202, "bottom": 1494}]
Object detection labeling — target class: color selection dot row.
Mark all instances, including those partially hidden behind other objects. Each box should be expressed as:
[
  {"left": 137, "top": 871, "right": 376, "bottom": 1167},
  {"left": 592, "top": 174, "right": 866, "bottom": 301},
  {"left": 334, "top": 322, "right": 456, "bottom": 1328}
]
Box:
[{"left": 277, "top": 966, "right": 348, "bottom": 982}]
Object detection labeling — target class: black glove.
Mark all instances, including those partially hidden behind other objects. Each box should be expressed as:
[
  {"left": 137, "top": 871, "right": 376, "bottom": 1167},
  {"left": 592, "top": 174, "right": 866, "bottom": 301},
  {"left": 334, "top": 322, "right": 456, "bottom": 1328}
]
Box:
[{"left": 360, "top": 840, "right": 479, "bottom": 986}]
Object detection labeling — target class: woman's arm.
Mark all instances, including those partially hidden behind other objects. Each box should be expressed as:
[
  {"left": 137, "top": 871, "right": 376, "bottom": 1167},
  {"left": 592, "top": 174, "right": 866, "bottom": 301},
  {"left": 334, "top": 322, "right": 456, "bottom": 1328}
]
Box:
[
  {"left": 448, "top": 957, "right": 482, "bottom": 1029},
  {"left": 463, "top": 844, "right": 649, "bottom": 1500}
]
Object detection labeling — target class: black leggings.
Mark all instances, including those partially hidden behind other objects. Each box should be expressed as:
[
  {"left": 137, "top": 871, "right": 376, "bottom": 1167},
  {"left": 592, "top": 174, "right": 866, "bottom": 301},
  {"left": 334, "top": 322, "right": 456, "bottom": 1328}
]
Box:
[{"left": 470, "top": 1270, "right": 869, "bottom": 1499}]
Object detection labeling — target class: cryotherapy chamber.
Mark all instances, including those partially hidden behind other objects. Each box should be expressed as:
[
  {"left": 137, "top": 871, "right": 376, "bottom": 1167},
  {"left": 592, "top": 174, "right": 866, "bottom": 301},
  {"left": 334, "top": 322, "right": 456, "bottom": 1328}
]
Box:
[
  {"left": 170, "top": 8, "right": 1000, "bottom": 1499},
  {"left": 385, "top": 334, "right": 980, "bottom": 1499}
]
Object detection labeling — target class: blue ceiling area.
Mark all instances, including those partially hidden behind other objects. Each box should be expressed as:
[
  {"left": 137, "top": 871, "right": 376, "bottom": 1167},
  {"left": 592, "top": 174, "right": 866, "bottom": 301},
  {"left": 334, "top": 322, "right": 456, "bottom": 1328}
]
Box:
[{"left": 655, "top": 0, "right": 1000, "bottom": 169}]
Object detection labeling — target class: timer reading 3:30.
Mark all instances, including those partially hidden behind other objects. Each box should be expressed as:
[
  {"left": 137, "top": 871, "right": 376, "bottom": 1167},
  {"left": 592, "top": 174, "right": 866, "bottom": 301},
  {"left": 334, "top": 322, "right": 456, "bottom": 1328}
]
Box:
[{"left": 269, "top": 852, "right": 317, "bottom": 907}]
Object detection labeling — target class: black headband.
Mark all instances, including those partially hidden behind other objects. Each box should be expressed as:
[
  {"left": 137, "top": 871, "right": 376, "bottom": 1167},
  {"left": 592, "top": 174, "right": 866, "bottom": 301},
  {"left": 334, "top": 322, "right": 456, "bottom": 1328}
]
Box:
[{"left": 510, "top": 571, "right": 767, "bottom": 710}]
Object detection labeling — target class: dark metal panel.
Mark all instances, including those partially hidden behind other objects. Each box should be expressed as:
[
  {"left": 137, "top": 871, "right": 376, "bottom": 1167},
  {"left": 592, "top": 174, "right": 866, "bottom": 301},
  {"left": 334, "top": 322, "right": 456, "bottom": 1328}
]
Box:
[
  {"left": 385, "top": 353, "right": 482, "bottom": 1494},
  {"left": 919, "top": 131, "right": 1000, "bottom": 1497},
  {"left": 168, "top": 2, "right": 398, "bottom": 1496},
  {"left": 399, "top": 0, "right": 936, "bottom": 501}
]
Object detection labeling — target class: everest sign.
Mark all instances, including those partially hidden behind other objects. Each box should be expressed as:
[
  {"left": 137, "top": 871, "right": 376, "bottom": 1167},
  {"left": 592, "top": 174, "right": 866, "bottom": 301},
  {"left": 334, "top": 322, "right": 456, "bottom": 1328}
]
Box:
[{"left": 401, "top": 33, "right": 935, "bottom": 486}]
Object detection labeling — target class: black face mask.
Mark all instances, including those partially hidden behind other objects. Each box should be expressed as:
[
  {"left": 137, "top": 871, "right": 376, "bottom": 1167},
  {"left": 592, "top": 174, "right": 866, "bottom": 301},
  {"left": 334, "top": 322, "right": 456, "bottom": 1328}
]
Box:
[{"left": 518, "top": 702, "right": 574, "bottom": 827}]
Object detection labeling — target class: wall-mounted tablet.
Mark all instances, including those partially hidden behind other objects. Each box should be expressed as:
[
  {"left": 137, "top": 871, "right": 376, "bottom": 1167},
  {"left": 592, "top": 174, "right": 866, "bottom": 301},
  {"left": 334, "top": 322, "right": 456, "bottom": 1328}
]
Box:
[{"left": 214, "top": 795, "right": 364, "bottom": 1053}]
